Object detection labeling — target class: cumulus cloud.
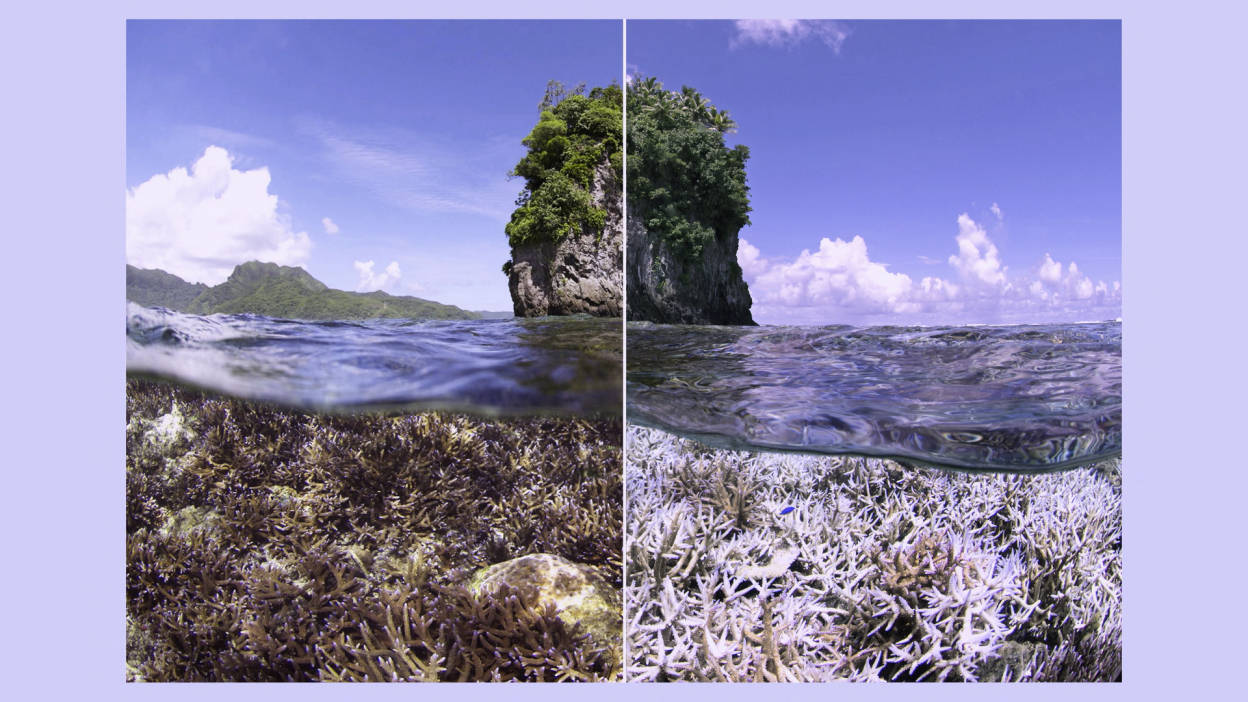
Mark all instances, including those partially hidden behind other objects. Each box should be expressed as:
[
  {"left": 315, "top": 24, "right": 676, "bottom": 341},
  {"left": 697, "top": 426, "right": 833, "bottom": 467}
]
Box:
[
  {"left": 1029, "top": 255, "right": 1102, "bottom": 303},
  {"left": 126, "top": 146, "right": 312, "bottom": 284},
  {"left": 948, "top": 213, "right": 1007, "bottom": 287},
  {"left": 738, "top": 211, "right": 1120, "bottom": 325},
  {"left": 354, "top": 260, "right": 401, "bottom": 292},
  {"left": 737, "top": 238, "right": 768, "bottom": 279},
  {"left": 732, "top": 20, "right": 850, "bottom": 52},
  {"left": 322, "top": 217, "right": 339, "bottom": 235},
  {"left": 990, "top": 202, "right": 1002, "bottom": 220},
  {"left": 750, "top": 235, "right": 916, "bottom": 314},
  {"left": 1038, "top": 253, "right": 1063, "bottom": 283}
]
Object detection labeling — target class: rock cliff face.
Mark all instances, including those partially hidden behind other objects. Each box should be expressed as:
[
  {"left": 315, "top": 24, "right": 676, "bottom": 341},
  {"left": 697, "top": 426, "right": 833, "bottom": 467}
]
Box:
[
  {"left": 626, "top": 209, "right": 754, "bottom": 325},
  {"left": 508, "top": 161, "right": 623, "bottom": 317}
]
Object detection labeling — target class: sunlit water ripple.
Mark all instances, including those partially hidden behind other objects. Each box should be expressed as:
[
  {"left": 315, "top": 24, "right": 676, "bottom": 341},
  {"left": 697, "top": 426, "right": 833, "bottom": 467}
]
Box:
[
  {"left": 627, "top": 321, "right": 1121, "bottom": 473},
  {"left": 127, "top": 302, "right": 622, "bottom": 416}
]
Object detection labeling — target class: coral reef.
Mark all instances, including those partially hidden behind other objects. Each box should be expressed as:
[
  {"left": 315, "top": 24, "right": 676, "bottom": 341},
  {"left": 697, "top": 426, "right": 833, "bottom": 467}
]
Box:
[
  {"left": 625, "top": 425, "right": 1121, "bottom": 682},
  {"left": 126, "top": 377, "right": 622, "bottom": 681}
]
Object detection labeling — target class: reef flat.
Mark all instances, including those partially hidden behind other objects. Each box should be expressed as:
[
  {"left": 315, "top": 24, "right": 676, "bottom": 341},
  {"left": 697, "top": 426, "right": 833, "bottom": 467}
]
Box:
[
  {"left": 625, "top": 425, "right": 1121, "bottom": 682},
  {"left": 126, "top": 377, "right": 622, "bottom": 681}
]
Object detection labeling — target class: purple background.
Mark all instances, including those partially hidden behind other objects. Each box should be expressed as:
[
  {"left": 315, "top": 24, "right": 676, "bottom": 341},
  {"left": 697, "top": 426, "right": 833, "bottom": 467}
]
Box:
[{"left": 5, "top": 1, "right": 1245, "bottom": 699}]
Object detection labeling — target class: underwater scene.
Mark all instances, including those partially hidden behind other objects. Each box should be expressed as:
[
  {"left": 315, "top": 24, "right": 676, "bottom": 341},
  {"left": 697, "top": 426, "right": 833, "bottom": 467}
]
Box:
[
  {"left": 624, "top": 322, "right": 1122, "bottom": 682},
  {"left": 126, "top": 306, "right": 624, "bottom": 681}
]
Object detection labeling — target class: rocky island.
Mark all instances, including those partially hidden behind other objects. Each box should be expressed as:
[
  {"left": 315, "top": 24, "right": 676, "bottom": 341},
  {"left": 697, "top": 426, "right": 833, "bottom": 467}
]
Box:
[
  {"left": 626, "top": 78, "right": 754, "bottom": 325},
  {"left": 503, "top": 82, "right": 623, "bottom": 318}
]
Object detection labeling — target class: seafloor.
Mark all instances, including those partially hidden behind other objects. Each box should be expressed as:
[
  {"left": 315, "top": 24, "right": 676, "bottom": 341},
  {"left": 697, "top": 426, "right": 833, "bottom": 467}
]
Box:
[
  {"left": 625, "top": 425, "right": 1122, "bottom": 682},
  {"left": 126, "top": 377, "right": 623, "bottom": 682}
]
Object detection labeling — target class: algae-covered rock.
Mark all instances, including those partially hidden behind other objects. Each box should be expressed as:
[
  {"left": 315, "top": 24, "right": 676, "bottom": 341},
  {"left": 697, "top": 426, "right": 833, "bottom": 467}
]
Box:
[
  {"left": 145, "top": 403, "right": 193, "bottom": 452},
  {"left": 469, "top": 553, "right": 621, "bottom": 657},
  {"left": 158, "top": 506, "right": 222, "bottom": 539}
]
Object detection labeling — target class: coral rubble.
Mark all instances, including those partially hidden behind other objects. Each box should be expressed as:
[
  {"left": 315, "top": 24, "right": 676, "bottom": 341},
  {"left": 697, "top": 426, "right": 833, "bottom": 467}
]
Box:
[
  {"left": 126, "top": 377, "right": 622, "bottom": 681},
  {"left": 625, "top": 425, "right": 1121, "bottom": 682}
]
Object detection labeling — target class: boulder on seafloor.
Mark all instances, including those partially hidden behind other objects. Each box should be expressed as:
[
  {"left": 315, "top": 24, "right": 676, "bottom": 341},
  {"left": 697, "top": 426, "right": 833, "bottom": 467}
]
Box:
[{"left": 469, "top": 553, "right": 621, "bottom": 657}]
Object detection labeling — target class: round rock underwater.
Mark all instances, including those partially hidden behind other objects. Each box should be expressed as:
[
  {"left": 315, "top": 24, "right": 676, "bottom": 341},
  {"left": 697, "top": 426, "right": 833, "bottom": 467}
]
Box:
[
  {"left": 125, "top": 377, "right": 623, "bottom": 682},
  {"left": 624, "top": 425, "right": 1122, "bottom": 682}
]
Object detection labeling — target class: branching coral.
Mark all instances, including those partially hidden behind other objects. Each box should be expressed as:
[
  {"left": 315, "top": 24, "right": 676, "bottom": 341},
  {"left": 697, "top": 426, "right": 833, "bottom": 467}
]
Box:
[
  {"left": 125, "top": 377, "right": 622, "bottom": 681},
  {"left": 625, "top": 425, "right": 1121, "bottom": 682}
]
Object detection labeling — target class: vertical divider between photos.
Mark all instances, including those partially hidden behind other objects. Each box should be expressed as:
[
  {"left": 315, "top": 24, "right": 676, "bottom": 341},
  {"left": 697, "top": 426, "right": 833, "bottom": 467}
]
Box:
[{"left": 619, "top": 16, "right": 629, "bottom": 683}]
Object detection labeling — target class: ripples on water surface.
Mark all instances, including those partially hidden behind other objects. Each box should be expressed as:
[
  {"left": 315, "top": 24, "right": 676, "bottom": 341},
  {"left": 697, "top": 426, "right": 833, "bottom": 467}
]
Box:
[
  {"left": 127, "top": 303, "right": 622, "bottom": 415},
  {"left": 627, "top": 321, "right": 1121, "bottom": 472}
]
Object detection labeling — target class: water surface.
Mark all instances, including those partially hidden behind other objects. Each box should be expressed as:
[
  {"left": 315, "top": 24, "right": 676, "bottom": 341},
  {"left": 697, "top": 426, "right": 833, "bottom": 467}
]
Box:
[
  {"left": 627, "top": 321, "right": 1121, "bottom": 472},
  {"left": 127, "top": 302, "right": 621, "bottom": 415}
]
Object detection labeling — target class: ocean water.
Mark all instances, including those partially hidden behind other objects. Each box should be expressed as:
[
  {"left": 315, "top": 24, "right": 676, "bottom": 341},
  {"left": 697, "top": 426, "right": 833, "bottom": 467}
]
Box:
[
  {"left": 627, "top": 321, "right": 1121, "bottom": 472},
  {"left": 126, "top": 302, "right": 622, "bottom": 415}
]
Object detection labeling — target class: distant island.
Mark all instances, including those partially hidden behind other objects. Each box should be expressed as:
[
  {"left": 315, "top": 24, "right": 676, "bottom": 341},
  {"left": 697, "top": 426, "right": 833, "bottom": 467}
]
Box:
[{"left": 127, "top": 261, "right": 482, "bottom": 321}]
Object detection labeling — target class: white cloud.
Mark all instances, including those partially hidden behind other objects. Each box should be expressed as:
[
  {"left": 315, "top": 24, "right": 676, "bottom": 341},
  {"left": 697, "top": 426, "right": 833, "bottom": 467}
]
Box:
[
  {"left": 747, "top": 235, "right": 919, "bottom": 315},
  {"left": 990, "top": 202, "right": 1002, "bottom": 220},
  {"left": 737, "top": 238, "right": 768, "bottom": 279},
  {"left": 183, "top": 125, "right": 274, "bottom": 151},
  {"left": 322, "top": 217, "right": 339, "bottom": 235},
  {"left": 126, "top": 146, "right": 312, "bottom": 285},
  {"left": 948, "top": 213, "right": 1007, "bottom": 287},
  {"left": 1028, "top": 255, "right": 1108, "bottom": 304},
  {"left": 1039, "top": 253, "right": 1063, "bottom": 283},
  {"left": 732, "top": 20, "right": 850, "bottom": 53},
  {"left": 739, "top": 210, "right": 1120, "bottom": 325},
  {"left": 354, "top": 260, "right": 401, "bottom": 292}
]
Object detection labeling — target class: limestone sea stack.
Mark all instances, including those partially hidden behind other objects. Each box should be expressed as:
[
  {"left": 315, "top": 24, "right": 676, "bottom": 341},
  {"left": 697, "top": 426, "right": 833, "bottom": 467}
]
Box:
[
  {"left": 508, "top": 160, "right": 623, "bottom": 317},
  {"left": 625, "top": 77, "right": 754, "bottom": 325},
  {"left": 503, "top": 82, "right": 624, "bottom": 318}
]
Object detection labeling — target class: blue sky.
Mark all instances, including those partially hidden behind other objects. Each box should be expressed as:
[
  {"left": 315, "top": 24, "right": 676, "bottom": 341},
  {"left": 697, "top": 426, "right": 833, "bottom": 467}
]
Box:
[
  {"left": 127, "top": 20, "right": 621, "bottom": 311},
  {"left": 629, "top": 20, "right": 1121, "bottom": 325}
]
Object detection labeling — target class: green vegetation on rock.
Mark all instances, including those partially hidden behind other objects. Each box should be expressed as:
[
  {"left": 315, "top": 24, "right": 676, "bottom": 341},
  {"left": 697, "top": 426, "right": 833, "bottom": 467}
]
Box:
[
  {"left": 504, "top": 81, "right": 623, "bottom": 248},
  {"left": 627, "top": 77, "right": 752, "bottom": 260},
  {"left": 127, "top": 261, "right": 477, "bottom": 321}
]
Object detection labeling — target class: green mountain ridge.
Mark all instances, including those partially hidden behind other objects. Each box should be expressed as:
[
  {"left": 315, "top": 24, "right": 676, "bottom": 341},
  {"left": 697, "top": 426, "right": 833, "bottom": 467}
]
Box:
[{"left": 126, "top": 261, "right": 479, "bottom": 321}]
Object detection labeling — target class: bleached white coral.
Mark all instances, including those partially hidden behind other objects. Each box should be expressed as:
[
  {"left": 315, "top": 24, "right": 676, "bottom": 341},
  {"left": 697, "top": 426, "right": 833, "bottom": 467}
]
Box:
[{"left": 625, "top": 426, "right": 1121, "bottom": 682}]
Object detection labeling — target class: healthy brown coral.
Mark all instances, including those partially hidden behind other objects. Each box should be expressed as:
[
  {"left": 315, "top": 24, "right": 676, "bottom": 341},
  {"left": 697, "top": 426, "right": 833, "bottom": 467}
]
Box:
[{"left": 126, "top": 377, "right": 622, "bottom": 682}]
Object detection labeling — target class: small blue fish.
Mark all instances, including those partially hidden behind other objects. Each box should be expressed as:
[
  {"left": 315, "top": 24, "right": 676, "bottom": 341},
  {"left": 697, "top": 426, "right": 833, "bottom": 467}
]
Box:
[{"left": 778, "top": 506, "right": 795, "bottom": 515}]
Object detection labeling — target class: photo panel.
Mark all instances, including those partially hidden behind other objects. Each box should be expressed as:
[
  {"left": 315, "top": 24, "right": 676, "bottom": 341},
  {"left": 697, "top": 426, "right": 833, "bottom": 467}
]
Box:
[
  {"left": 125, "top": 19, "right": 625, "bottom": 682},
  {"left": 623, "top": 19, "right": 1121, "bottom": 682}
]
